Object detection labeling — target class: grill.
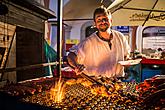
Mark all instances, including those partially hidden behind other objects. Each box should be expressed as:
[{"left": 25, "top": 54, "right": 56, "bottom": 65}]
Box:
[
  {"left": 21, "top": 82, "right": 139, "bottom": 109},
  {"left": 0, "top": 75, "right": 165, "bottom": 110}
]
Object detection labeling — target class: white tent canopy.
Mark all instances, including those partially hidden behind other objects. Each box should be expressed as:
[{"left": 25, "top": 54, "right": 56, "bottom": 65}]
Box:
[
  {"left": 63, "top": 0, "right": 112, "bottom": 20},
  {"left": 107, "top": 0, "right": 165, "bottom": 26}
]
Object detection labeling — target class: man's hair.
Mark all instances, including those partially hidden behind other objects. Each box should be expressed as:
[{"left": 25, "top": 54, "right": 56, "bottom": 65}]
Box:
[{"left": 93, "top": 6, "right": 111, "bottom": 22}]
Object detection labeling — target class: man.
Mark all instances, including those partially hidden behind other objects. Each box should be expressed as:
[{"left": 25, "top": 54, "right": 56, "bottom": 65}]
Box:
[{"left": 67, "top": 6, "right": 130, "bottom": 78}]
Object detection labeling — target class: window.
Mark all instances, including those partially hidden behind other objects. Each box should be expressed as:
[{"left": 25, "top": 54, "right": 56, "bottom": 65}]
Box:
[{"left": 142, "top": 26, "right": 165, "bottom": 57}]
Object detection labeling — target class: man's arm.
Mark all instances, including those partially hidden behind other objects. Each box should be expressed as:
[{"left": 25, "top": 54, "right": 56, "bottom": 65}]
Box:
[
  {"left": 67, "top": 52, "right": 85, "bottom": 73},
  {"left": 67, "top": 52, "right": 78, "bottom": 69}
]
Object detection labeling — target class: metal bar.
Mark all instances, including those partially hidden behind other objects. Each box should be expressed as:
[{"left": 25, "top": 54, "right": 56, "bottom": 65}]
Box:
[
  {"left": 80, "top": 73, "right": 97, "bottom": 84},
  {"left": 122, "top": 6, "right": 165, "bottom": 12},
  {"left": 63, "top": 18, "right": 93, "bottom": 21},
  {"left": 56, "top": 0, "right": 63, "bottom": 78},
  {"left": 0, "top": 61, "right": 59, "bottom": 73}
]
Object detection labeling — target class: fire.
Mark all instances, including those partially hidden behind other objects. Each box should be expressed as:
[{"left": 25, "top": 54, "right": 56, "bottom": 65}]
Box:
[
  {"left": 66, "top": 78, "right": 93, "bottom": 86},
  {"left": 50, "top": 79, "right": 65, "bottom": 103},
  {"left": 90, "top": 86, "right": 109, "bottom": 96}
]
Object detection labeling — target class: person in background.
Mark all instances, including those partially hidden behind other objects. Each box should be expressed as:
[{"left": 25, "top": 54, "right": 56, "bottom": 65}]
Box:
[{"left": 67, "top": 6, "right": 130, "bottom": 78}]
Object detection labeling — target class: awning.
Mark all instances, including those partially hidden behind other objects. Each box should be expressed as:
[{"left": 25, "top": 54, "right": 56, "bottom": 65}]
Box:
[
  {"left": 9, "top": 0, "right": 56, "bottom": 19},
  {"left": 107, "top": 0, "right": 165, "bottom": 26}
]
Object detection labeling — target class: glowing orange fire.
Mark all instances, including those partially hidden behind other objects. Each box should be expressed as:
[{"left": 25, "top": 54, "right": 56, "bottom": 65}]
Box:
[
  {"left": 91, "top": 86, "right": 109, "bottom": 96},
  {"left": 50, "top": 79, "right": 65, "bottom": 103}
]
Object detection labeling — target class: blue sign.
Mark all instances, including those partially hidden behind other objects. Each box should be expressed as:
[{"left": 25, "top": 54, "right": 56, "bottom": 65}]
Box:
[{"left": 117, "top": 26, "right": 129, "bottom": 33}]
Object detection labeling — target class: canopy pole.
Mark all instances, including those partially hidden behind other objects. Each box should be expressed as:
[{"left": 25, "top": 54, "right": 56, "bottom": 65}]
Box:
[
  {"left": 122, "top": 6, "right": 165, "bottom": 13},
  {"left": 142, "top": 0, "right": 158, "bottom": 26},
  {"left": 56, "top": 0, "right": 63, "bottom": 78},
  {"left": 131, "top": 26, "right": 137, "bottom": 54}
]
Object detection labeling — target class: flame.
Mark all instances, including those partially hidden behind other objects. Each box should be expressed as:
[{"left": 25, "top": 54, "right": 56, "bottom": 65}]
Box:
[
  {"left": 91, "top": 86, "right": 109, "bottom": 96},
  {"left": 114, "top": 83, "right": 120, "bottom": 91},
  {"left": 66, "top": 78, "right": 93, "bottom": 87},
  {"left": 50, "top": 79, "right": 65, "bottom": 103},
  {"left": 65, "top": 79, "right": 76, "bottom": 85},
  {"left": 81, "top": 80, "right": 93, "bottom": 87}
]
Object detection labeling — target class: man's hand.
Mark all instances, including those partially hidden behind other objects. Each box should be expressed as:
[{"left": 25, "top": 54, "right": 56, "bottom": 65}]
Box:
[
  {"left": 74, "top": 64, "right": 86, "bottom": 75},
  {"left": 67, "top": 52, "right": 86, "bottom": 75}
]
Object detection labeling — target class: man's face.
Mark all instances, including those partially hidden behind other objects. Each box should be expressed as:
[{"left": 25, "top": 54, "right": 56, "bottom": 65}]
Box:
[{"left": 95, "top": 13, "right": 112, "bottom": 32}]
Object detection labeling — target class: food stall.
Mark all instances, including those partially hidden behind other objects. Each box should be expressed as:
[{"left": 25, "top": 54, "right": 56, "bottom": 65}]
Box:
[{"left": 0, "top": 0, "right": 164, "bottom": 110}]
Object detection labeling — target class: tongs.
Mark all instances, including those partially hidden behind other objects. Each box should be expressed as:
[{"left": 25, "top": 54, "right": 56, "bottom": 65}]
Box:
[{"left": 80, "top": 72, "right": 112, "bottom": 94}]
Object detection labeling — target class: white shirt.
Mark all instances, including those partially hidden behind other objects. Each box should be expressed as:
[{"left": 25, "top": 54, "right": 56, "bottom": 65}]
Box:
[{"left": 69, "top": 30, "right": 130, "bottom": 77}]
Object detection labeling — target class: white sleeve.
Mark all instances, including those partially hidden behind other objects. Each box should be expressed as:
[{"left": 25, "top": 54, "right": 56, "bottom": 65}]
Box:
[{"left": 69, "top": 42, "right": 86, "bottom": 64}]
